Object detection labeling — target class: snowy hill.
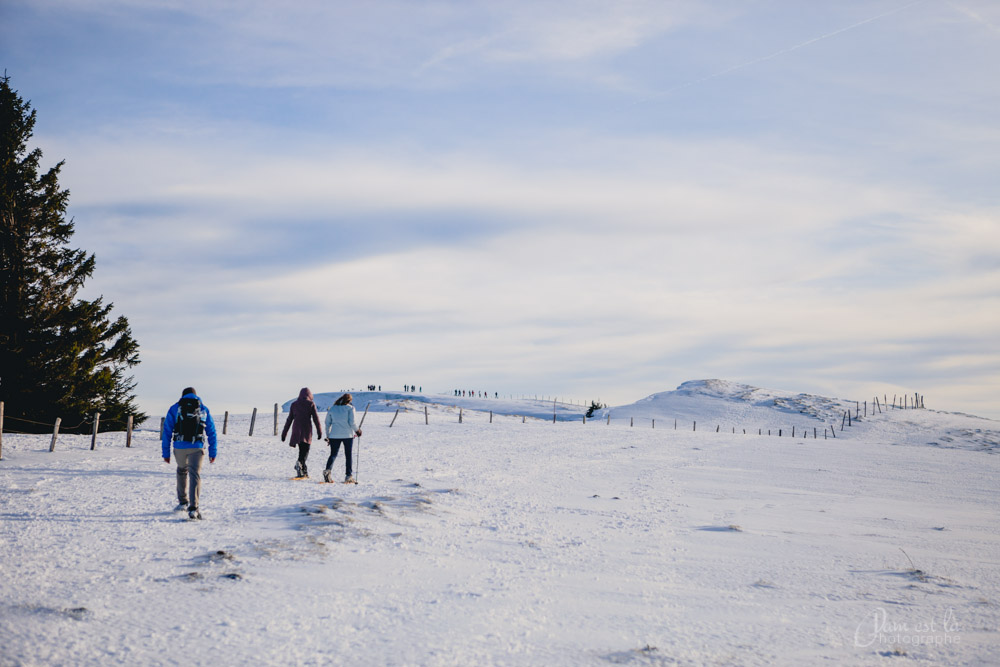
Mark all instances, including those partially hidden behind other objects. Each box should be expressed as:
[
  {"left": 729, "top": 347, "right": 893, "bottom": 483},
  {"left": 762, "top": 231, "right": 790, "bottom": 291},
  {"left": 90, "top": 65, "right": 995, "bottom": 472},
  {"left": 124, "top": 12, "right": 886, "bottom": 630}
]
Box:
[
  {"left": 602, "top": 379, "right": 854, "bottom": 426},
  {"left": 283, "top": 390, "right": 593, "bottom": 421},
  {"left": 282, "top": 380, "right": 998, "bottom": 452}
]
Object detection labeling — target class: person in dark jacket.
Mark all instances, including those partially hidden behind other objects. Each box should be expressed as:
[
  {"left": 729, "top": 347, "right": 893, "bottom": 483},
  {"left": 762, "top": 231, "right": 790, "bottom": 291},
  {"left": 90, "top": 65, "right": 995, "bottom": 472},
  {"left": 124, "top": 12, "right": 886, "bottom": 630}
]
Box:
[
  {"left": 281, "top": 387, "right": 322, "bottom": 478},
  {"left": 161, "top": 387, "right": 218, "bottom": 520}
]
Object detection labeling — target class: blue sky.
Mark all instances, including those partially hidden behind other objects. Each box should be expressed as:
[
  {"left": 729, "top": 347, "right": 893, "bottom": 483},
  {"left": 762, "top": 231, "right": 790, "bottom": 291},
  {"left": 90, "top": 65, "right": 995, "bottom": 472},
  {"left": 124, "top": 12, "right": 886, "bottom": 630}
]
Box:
[{"left": 3, "top": 0, "right": 999, "bottom": 418}]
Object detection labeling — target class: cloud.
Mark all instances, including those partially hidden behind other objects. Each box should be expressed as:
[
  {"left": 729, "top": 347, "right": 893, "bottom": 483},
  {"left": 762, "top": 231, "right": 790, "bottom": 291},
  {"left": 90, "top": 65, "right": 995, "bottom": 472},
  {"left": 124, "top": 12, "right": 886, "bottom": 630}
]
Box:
[
  {"left": 14, "top": 0, "right": 706, "bottom": 91},
  {"left": 8, "top": 0, "right": 1000, "bottom": 418}
]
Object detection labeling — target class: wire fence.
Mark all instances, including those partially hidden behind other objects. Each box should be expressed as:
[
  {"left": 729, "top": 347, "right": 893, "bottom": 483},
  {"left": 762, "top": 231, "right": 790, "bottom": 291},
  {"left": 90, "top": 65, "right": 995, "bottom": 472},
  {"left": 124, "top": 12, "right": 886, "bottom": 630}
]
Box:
[
  {"left": 0, "top": 413, "right": 131, "bottom": 435},
  {"left": 0, "top": 391, "right": 927, "bottom": 460}
]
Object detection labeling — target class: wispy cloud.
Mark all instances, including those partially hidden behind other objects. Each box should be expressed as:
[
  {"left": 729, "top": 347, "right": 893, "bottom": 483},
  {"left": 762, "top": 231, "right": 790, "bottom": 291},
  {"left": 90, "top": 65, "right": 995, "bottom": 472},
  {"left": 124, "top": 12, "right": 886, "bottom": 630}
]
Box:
[{"left": 6, "top": 0, "right": 1000, "bottom": 417}]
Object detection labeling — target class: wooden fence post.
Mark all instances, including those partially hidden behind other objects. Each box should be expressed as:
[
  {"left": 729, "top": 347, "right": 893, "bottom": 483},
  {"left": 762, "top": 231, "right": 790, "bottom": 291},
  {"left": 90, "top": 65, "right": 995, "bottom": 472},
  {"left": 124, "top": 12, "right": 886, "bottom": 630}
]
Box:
[
  {"left": 652, "top": 419, "right": 655, "bottom": 429},
  {"left": 389, "top": 409, "right": 399, "bottom": 427},
  {"left": 249, "top": 408, "right": 257, "bottom": 436},
  {"left": 607, "top": 413, "right": 611, "bottom": 425},
  {"left": 693, "top": 421, "right": 696, "bottom": 431},
  {"left": 126, "top": 415, "right": 134, "bottom": 448},
  {"left": 49, "top": 417, "right": 61, "bottom": 452},
  {"left": 90, "top": 411, "right": 102, "bottom": 448},
  {"left": 459, "top": 408, "right": 463, "bottom": 424},
  {"left": 490, "top": 410, "right": 493, "bottom": 424},
  {"left": 553, "top": 412, "right": 556, "bottom": 424},
  {"left": 160, "top": 417, "right": 165, "bottom": 440},
  {"left": 424, "top": 406, "right": 428, "bottom": 425},
  {"left": 274, "top": 404, "right": 279, "bottom": 436},
  {"left": 223, "top": 411, "right": 229, "bottom": 435},
  {"left": 792, "top": 426, "right": 795, "bottom": 437},
  {"left": 359, "top": 402, "right": 370, "bottom": 429},
  {"left": 90, "top": 412, "right": 100, "bottom": 450}
]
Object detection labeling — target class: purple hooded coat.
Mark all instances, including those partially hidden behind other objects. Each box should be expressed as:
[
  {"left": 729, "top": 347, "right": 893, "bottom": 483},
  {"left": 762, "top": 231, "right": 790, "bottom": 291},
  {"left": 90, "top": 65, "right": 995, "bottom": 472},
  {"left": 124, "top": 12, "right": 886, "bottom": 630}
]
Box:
[{"left": 281, "top": 388, "right": 322, "bottom": 445}]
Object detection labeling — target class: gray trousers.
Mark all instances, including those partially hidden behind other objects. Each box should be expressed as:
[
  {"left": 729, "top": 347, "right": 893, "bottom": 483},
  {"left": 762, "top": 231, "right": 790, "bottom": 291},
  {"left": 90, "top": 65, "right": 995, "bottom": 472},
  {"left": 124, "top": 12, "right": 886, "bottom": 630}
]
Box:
[{"left": 175, "top": 448, "right": 205, "bottom": 510}]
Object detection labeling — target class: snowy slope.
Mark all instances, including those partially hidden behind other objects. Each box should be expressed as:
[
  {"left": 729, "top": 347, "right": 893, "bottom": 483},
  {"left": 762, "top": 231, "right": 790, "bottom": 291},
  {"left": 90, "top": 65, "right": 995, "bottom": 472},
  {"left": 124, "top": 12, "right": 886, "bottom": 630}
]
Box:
[
  {"left": 2, "top": 381, "right": 998, "bottom": 666},
  {"left": 599, "top": 379, "right": 852, "bottom": 431},
  {"left": 284, "top": 390, "right": 590, "bottom": 421}
]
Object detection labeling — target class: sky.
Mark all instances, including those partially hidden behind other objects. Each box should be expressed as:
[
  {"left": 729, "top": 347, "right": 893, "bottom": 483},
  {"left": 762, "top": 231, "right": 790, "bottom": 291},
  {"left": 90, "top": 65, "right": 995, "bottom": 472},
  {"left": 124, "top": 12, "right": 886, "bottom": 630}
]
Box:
[{"left": 2, "top": 0, "right": 999, "bottom": 419}]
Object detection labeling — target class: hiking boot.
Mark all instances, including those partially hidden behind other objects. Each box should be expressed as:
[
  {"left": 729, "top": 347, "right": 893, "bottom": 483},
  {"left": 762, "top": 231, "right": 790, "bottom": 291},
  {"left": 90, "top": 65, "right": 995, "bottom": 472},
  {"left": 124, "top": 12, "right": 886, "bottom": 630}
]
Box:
[
  {"left": 188, "top": 509, "right": 202, "bottom": 520},
  {"left": 323, "top": 469, "right": 333, "bottom": 483},
  {"left": 294, "top": 461, "right": 303, "bottom": 477},
  {"left": 174, "top": 502, "right": 188, "bottom": 511},
  {"left": 344, "top": 475, "right": 356, "bottom": 484}
]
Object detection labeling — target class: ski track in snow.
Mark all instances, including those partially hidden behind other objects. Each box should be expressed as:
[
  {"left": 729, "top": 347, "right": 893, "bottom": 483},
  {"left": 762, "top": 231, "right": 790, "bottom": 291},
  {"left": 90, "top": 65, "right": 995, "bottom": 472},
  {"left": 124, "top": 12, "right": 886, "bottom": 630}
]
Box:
[{"left": 1, "top": 382, "right": 998, "bottom": 666}]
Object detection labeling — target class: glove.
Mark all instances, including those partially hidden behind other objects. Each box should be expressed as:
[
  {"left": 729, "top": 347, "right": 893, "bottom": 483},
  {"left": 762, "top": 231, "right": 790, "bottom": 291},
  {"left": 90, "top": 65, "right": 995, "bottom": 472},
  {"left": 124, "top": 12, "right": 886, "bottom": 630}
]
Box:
[
  {"left": 210, "top": 457, "right": 216, "bottom": 463},
  {"left": 356, "top": 429, "right": 363, "bottom": 437},
  {"left": 163, "top": 456, "right": 170, "bottom": 464}
]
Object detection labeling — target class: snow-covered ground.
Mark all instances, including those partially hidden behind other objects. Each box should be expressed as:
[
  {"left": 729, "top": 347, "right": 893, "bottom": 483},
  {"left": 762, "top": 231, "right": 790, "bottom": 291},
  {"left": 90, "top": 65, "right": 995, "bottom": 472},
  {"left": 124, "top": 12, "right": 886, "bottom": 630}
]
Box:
[{"left": 2, "top": 381, "right": 998, "bottom": 666}]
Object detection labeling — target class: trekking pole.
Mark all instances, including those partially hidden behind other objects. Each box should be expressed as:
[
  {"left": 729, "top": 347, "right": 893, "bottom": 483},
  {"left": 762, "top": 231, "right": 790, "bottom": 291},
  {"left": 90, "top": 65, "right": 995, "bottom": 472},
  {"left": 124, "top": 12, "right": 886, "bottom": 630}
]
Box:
[{"left": 356, "top": 402, "right": 370, "bottom": 481}]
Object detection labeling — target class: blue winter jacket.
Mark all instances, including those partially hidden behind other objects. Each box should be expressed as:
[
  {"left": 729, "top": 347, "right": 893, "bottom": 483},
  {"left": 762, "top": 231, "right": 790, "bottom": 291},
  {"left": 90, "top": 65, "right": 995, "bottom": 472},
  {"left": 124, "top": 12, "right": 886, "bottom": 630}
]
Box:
[{"left": 161, "top": 393, "right": 218, "bottom": 459}]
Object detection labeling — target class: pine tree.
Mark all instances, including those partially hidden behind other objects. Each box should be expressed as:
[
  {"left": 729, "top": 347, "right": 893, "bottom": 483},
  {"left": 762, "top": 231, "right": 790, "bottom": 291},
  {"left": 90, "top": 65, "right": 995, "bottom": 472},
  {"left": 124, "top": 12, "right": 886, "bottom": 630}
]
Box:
[{"left": 0, "top": 75, "right": 144, "bottom": 433}]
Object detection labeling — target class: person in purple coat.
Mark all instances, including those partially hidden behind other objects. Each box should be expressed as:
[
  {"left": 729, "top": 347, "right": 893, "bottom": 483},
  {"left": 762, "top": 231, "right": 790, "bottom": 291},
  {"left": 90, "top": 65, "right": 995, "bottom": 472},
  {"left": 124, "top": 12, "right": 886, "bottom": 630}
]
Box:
[{"left": 281, "top": 387, "right": 322, "bottom": 478}]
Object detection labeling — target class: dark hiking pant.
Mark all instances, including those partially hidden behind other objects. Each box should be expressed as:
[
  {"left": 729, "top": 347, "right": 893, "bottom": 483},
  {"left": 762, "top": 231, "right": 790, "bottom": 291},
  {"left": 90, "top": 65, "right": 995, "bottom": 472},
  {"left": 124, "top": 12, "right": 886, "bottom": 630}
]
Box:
[
  {"left": 296, "top": 442, "right": 310, "bottom": 476},
  {"left": 325, "top": 438, "right": 353, "bottom": 477},
  {"left": 175, "top": 448, "right": 205, "bottom": 511}
]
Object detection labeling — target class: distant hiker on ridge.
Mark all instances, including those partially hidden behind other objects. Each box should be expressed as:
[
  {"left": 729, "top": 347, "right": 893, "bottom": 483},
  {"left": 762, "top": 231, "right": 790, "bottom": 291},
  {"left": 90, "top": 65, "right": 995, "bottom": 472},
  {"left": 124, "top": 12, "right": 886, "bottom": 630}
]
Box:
[
  {"left": 161, "top": 387, "right": 218, "bottom": 520},
  {"left": 282, "top": 387, "right": 322, "bottom": 479},
  {"left": 323, "top": 393, "right": 362, "bottom": 483}
]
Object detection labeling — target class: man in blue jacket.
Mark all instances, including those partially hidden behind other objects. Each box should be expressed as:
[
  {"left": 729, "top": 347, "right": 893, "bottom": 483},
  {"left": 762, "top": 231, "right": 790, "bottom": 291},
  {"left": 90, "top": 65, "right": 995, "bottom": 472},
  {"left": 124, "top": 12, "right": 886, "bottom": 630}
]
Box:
[{"left": 162, "top": 387, "right": 218, "bottom": 520}]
